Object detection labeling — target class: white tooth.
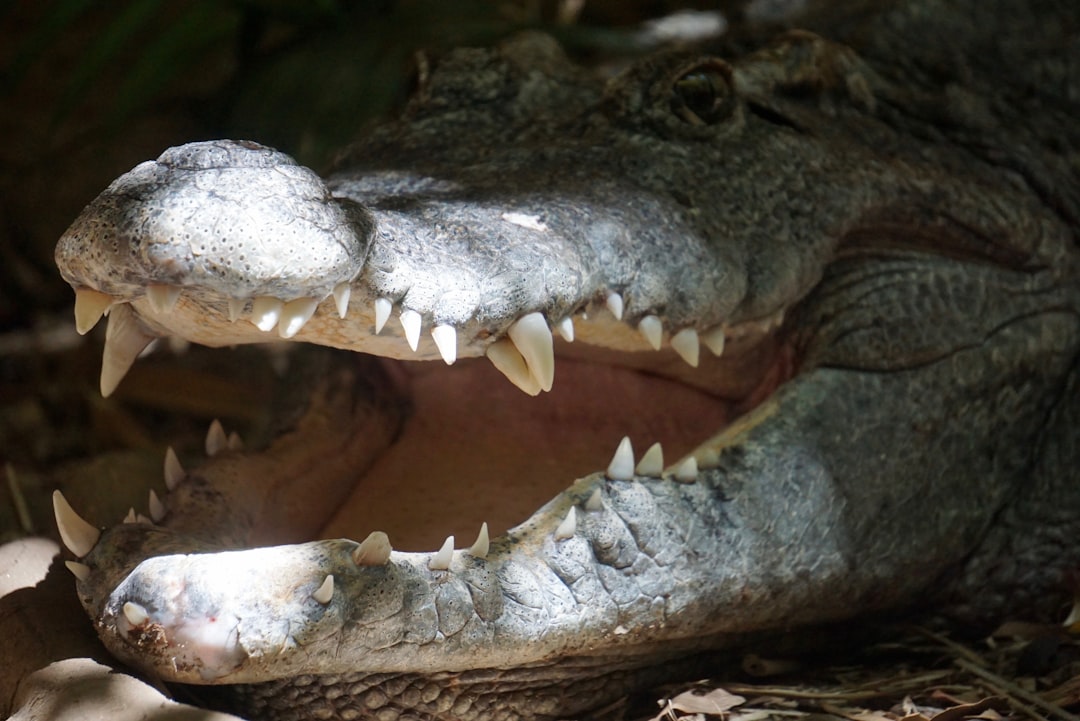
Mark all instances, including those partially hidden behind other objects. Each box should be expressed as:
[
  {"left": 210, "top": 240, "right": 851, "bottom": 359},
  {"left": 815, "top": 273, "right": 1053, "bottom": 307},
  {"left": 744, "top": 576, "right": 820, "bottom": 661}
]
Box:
[
  {"left": 431, "top": 325, "right": 457, "bottom": 365},
  {"left": 1064, "top": 601, "right": 1080, "bottom": 628},
  {"left": 65, "top": 560, "right": 91, "bottom": 581},
  {"left": 312, "top": 575, "right": 334, "bottom": 604},
  {"left": 251, "top": 297, "right": 283, "bottom": 332},
  {"left": 554, "top": 507, "right": 576, "bottom": 540},
  {"left": 148, "top": 489, "right": 166, "bottom": 523},
  {"left": 637, "top": 315, "right": 663, "bottom": 350},
  {"left": 227, "top": 297, "right": 246, "bottom": 322},
  {"left": 585, "top": 489, "right": 604, "bottom": 512},
  {"left": 429, "top": 535, "right": 454, "bottom": 571},
  {"left": 606, "top": 436, "right": 635, "bottom": 481},
  {"left": 469, "top": 522, "right": 489, "bottom": 559},
  {"left": 486, "top": 339, "right": 542, "bottom": 395},
  {"left": 52, "top": 490, "right": 100, "bottom": 558},
  {"left": 400, "top": 309, "right": 422, "bottom": 351},
  {"left": 167, "top": 336, "right": 189, "bottom": 354},
  {"left": 697, "top": 448, "right": 720, "bottom": 469},
  {"left": 507, "top": 312, "right": 554, "bottom": 392},
  {"left": 227, "top": 431, "right": 244, "bottom": 451},
  {"left": 556, "top": 317, "right": 574, "bottom": 342},
  {"left": 74, "top": 288, "right": 114, "bottom": 335},
  {"left": 674, "top": 456, "right": 699, "bottom": 483},
  {"left": 374, "top": 297, "right": 392, "bottom": 334},
  {"left": 124, "top": 507, "right": 137, "bottom": 524},
  {"left": 671, "top": 328, "right": 700, "bottom": 367},
  {"left": 101, "top": 304, "right": 156, "bottom": 397},
  {"left": 605, "top": 292, "right": 624, "bottom": 321},
  {"left": 205, "top": 419, "right": 227, "bottom": 456},
  {"left": 636, "top": 442, "right": 664, "bottom": 477},
  {"left": 136, "top": 513, "right": 153, "bottom": 525},
  {"left": 146, "top": 284, "right": 181, "bottom": 314},
  {"left": 164, "top": 447, "right": 184, "bottom": 491},
  {"left": 278, "top": 298, "right": 318, "bottom": 339},
  {"left": 702, "top": 326, "right": 726, "bottom": 356},
  {"left": 123, "top": 601, "right": 149, "bottom": 626},
  {"left": 352, "top": 531, "right": 392, "bottom": 566},
  {"left": 332, "top": 282, "right": 351, "bottom": 319}
]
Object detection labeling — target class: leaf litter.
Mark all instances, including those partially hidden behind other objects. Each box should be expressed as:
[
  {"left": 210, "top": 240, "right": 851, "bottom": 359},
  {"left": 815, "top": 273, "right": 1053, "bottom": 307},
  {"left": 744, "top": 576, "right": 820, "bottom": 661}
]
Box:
[{"left": 583, "top": 622, "right": 1080, "bottom": 721}]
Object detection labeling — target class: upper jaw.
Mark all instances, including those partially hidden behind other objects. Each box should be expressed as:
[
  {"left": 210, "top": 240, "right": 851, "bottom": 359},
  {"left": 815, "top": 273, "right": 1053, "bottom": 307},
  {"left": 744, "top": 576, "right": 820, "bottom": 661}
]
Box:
[{"left": 54, "top": 140, "right": 793, "bottom": 398}]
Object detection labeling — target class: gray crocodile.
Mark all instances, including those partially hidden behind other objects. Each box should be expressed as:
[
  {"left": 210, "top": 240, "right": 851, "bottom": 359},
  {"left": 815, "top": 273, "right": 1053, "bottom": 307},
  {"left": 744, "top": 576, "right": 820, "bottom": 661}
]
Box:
[{"left": 39, "top": 0, "right": 1080, "bottom": 719}]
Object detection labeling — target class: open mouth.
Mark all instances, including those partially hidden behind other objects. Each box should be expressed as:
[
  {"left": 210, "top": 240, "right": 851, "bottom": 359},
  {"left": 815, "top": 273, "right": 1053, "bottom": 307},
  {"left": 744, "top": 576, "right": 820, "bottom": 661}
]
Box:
[{"left": 68, "top": 283, "right": 792, "bottom": 554}]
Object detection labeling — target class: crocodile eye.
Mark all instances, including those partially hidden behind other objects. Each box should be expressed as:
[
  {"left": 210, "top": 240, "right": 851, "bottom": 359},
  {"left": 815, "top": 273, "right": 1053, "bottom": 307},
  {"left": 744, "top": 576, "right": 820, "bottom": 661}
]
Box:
[{"left": 671, "top": 62, "right": 735, "bottom": 125}]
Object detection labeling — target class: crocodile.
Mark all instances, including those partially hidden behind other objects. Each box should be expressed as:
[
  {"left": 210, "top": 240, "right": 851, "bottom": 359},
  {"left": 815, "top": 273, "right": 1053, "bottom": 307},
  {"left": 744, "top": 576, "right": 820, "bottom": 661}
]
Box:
[{"left": 34, "top": 0, "right": 1080, "bottom": 719}]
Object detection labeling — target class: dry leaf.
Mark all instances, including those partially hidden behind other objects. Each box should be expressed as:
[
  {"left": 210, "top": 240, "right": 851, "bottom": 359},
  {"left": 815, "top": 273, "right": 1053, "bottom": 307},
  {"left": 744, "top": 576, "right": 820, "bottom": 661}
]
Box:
[{"left": 652, "top": 688, "right": 747, "bottom": 720}]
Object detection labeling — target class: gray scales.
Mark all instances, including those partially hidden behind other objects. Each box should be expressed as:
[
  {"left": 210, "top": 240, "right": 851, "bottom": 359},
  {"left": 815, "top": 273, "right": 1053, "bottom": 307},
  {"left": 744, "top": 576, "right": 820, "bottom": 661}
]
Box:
[{"left": 32, "top": 0, "right": 1080, "bottom": 719}]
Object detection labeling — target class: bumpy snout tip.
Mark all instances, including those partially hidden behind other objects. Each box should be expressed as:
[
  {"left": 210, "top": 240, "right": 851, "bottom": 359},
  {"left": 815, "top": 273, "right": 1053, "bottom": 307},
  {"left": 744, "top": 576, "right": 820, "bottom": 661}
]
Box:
[
  {"left": 98, "top": 541, "right": 361, "bottom": 683},
  {"left": 54, "top": 140, "right": 370, "bottom": 302}
]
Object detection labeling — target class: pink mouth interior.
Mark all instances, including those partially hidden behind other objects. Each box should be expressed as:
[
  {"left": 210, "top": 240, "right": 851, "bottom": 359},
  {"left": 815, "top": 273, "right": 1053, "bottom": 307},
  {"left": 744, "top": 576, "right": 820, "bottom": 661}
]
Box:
[{"left": 319, "top": 352, "right": 748, "bottom": 551}]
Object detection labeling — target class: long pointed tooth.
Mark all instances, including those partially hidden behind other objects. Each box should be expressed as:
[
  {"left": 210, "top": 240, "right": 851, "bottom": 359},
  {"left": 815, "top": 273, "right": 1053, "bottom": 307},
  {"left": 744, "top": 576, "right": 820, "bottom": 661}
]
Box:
[
  {"left": 278, "top": 298, "right": 318, "bottom": 339},
  {"left": 486, "top": 339, "right": 542, "bottom": 395},
  {"left": 332, "top": 282, "right": 351, "bottom": 319},
  {"left": 52, "top": 490, "right": 99, "bottom": 558},
  {"left": 227, "top": 431, "right": 244, "bottom": 451},
  {"left": 205, "top": 419, "right": 227, "bottom": 456},
  {"left": 431, "top": 325, "right": 457, "bottom": 365},
  {"left": 605, "top": 292, "right": 624, "bottom": 321},
  {"left": 637, "top": 315, "right": 663, "bottom": 350},
  {"left": 123, "top": 601, "right": 149, "bottom": 626},
  {"left": 674, "top": 456, "right": 699, "bottom": 483},
  {"left": 468, "top": 522, "right": 489, "bottom": 559},
  {"left": 374, "top": 297, "right": 392, "bottom": 334},
  {"left": 702, "top": 326, "right": 726, "bottom": 356},
  {"left": 507, "top": 312, "right": 554, "bottom": 392},
  {"left": 636, "top": 442, "right": 664, "bottom": 477},
  {"left": 123, "top": 507, "right": 137, "bottom": 524},
  {"left": 148, "top": 489, "right": 166, "bottom": 522},
  {"left": 164, "top": 447, "right": 184, "bottom": 491},
  {"left": 146, "top": 284, "right": 181, "bottom": 314},
  {"left": 556, "top": 317, "right": 574, "bottom": 342},
  {"left": 312, "top": 575, "right": 334, "bottom": 604},
  {"left": 227, "top": 297, "right": 246, "bottom": 322},
  {"left": 74, "top": 288, "right": 114, "bottom": 335},
  {"left": 400, "top": 309, "right": 422, "bottom": 351},
  {"left": 429, "top": 535, "right": 454, "bottom": 571},
  {"left": 1064, "top": 601, "right": 1080, "bottom": 628},
  {"left": 65, "top": 560, "right": 91, "bottom": 581},
  {"left": 554, "top": 507, "right": 577, "bottom": 540},
  {"left": 101, "top": 304, "right": 156, "bottom": 397},
  {"left": 251, "top": 297, "right": 284, "bottom": 332},
  {"left": 585, "top": 489, "right": 604, "bottom": 512},
  {"left": 352, "top": 531, "right": 392, "bottom": 566},
  {"left": 606, "top": 436, "right": 635, "bottom": 481},
  {"left": 671, "top": 328, "right": 700, "bottom": 367}
]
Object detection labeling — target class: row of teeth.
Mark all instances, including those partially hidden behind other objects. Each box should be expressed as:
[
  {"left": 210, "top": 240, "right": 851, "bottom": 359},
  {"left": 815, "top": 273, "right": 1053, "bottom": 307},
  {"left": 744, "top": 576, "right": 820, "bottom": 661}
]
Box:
[
  {"left": 54, "top": 423, "right": 700, "bottom": 611},
  {"left": 72, "top": 286, "right": 785, "bottom": 398}
]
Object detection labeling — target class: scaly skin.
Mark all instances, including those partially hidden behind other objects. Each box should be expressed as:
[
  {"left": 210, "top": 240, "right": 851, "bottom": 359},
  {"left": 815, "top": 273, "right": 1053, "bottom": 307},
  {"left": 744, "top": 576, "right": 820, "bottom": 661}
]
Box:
[{"left": 40, "top": 1, "right": 1080, "bottom": 719}]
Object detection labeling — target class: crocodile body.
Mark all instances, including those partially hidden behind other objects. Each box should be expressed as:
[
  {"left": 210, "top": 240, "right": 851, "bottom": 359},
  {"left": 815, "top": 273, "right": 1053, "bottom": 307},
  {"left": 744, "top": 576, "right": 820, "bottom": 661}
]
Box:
[{"left": 39, "top": 0, "right": 1080, "bottom": 719}]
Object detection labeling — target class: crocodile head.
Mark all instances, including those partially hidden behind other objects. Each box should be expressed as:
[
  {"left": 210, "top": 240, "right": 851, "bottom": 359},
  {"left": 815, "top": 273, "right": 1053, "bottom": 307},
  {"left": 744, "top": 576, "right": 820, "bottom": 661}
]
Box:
[{"left": 52, "top": 24, "right": 1080, "bottom": 721}]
